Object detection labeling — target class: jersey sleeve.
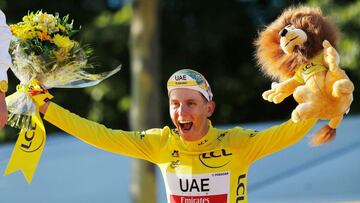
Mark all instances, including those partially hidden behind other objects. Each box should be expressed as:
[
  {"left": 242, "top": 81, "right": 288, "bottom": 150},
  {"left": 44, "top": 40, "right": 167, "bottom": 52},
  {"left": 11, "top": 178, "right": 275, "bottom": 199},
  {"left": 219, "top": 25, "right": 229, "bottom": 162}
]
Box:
[
  {"left": 43, "top": 102, "right": 164, "bottom": 163},
  {"left": 234, "top": 118, "right": 317, "bottom": 164}
]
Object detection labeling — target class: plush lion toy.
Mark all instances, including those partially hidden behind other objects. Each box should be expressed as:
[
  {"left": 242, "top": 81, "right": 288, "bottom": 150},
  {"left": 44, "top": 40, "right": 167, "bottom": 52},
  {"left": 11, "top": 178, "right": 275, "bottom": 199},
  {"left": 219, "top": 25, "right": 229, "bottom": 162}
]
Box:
[{"left": 255, "top": 6, "right": 354, "bottom": 146}]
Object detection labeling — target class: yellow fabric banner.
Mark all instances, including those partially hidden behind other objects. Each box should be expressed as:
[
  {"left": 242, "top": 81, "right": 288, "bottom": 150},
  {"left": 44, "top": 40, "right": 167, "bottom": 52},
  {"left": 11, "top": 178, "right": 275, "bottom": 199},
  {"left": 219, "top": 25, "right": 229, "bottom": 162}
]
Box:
[{"left": 4, "top": 109, "right": 46, "bottom": 183}]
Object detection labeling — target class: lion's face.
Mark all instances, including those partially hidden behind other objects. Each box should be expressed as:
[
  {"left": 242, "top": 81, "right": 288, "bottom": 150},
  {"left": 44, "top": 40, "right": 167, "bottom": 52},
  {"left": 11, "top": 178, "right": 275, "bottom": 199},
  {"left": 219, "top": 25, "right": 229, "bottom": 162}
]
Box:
[
  {"left": 279, "top": 25, "right": 307, "bottom": 54},
  {"left": 255, "top": 6, "right": 338, "bottom": 81}
]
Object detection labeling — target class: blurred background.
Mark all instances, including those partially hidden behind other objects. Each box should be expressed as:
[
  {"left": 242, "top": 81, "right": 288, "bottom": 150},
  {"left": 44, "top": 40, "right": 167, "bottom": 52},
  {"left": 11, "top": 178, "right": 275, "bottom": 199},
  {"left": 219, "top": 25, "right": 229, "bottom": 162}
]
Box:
[{"left": 0, "top": 0, "right": 359, "bottom": 202}]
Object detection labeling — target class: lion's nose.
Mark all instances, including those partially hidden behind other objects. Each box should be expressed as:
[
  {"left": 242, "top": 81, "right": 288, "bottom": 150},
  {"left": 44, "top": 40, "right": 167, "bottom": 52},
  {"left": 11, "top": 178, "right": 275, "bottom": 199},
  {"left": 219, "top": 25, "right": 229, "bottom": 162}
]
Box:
[{"left": 279, "top": 28, "right": 288, "bottom": 37}]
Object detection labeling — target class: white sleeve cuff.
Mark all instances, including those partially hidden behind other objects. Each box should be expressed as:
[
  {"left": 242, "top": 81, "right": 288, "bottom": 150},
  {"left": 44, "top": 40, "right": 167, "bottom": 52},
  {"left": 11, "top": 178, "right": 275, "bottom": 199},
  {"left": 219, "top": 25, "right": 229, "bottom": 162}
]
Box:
[{"left": 0, "top": 67, "right": 8, "bottom": 81}]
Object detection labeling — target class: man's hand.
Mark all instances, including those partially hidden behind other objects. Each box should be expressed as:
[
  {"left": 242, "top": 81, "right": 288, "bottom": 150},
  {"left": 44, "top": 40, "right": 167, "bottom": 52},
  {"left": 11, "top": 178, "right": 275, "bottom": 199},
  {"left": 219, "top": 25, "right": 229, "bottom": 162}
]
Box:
[
  {"left": 0, "top": 92, "right": 7, "bottom": 128},
  {"left": 39, "top": 101, "right": 50, "bottom": 115},
  {"left": 28, "top": 80, "right": 53, "bottom": 114},
  {"left": 33, "top": 91, "right": 52, "bottom": 114}
]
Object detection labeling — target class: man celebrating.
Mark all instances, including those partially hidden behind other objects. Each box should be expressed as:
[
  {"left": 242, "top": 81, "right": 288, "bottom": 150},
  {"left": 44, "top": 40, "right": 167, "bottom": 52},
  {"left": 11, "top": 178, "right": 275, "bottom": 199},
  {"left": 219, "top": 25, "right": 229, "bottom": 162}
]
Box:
[
  {"left": 0, "top": 10, "right": 12, "bottom": 128},
  {"left": 36, "top": 69, "right": 318, "bottom": 202}
]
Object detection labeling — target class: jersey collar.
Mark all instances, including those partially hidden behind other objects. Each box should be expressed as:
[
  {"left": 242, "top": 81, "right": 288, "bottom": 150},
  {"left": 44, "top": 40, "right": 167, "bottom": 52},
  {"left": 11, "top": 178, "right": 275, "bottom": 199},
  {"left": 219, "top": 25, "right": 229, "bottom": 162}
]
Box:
[
  {"left": 295, "top": 51, "right": 324, "bottom": 73},
  {"left": 178, "top": 120, "right": 218, "bottom": 152}
]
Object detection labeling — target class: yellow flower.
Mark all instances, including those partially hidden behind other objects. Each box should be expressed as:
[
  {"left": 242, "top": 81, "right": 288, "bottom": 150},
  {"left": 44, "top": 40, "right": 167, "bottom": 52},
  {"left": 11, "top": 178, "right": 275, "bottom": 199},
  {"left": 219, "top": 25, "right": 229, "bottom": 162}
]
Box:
[
  {"left": 35, "top": 12, "right": 55, "bottom": 24},
  {"left": 36, "top": 31, "right": 51, "bottom": 41},
  {"left": 52, "top": 34, "right": 75, "bottom": 49},
  {"left": 34, "top": 12, "right": 58, "bottom": 34},
  {"left": 10, "top": 24, "right": 36, "bottom": 40},
  {"left": 35, "top": 25, "right": 48, "bottom": 33},
  {"left": 22, "top": 14, "right": 35, "bottom": 24}
]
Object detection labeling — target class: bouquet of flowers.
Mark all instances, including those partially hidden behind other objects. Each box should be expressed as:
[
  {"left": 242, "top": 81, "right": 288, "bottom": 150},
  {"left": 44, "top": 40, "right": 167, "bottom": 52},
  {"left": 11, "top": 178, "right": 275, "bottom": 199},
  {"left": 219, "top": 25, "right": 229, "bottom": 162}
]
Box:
[
  {"left": 7, "top": 11, "right": 120, "bottom": 129},
  {"left": 4, "top": 11, "right": 120, "bottom": 183}
]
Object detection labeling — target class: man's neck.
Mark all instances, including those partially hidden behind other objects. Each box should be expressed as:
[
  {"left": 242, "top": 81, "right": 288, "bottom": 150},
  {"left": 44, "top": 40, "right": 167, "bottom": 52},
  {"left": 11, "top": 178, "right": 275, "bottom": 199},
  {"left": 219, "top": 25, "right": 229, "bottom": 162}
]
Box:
[{"left": 181, "top": 122, "right": 210, "bottom": 142}]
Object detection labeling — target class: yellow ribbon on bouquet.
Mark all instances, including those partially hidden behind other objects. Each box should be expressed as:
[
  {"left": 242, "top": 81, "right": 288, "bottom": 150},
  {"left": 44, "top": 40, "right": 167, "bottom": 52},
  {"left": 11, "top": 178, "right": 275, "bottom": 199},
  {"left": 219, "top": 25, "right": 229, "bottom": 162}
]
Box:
[
  {"left": 4, "top": 79, "right": 53, "bottom": 183},
  {"left": 4, "top": 108, "right": 46, "bottom": 183}
]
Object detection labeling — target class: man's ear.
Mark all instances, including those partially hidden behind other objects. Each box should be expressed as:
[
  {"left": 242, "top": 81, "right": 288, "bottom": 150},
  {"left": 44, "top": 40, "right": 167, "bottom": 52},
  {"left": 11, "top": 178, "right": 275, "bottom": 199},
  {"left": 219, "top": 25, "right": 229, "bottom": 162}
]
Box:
[{"left": 207, "top": 100, "right": 215, "bottom": 117}]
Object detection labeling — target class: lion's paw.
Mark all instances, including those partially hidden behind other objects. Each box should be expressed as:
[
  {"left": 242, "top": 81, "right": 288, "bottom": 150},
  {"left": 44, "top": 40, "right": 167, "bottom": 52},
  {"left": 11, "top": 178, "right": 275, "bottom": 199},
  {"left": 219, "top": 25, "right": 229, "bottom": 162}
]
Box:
[
  {"left": 332, "top": 79, "right": 355, "bottom": 98},
  {"left": 323, "top": 40, "right": 340, "bottom": 71}
]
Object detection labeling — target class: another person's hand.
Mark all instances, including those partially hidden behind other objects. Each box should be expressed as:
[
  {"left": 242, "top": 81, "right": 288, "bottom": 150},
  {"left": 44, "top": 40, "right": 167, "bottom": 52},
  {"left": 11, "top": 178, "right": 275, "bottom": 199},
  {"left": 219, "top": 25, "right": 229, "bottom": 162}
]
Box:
[
  {"left": 0, "top": 93, "right": 7, "bottom": 128},
  {"left": 28, "top": 80, "right": 53, "bottom": 114}
]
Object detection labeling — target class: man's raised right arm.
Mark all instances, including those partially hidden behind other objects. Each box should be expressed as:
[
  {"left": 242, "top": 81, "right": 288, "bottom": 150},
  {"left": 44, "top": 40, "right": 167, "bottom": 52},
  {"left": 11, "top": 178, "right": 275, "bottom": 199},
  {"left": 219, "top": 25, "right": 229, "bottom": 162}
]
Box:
[{"left": 40, "top": 101, "right": 163, "bottom": 163}]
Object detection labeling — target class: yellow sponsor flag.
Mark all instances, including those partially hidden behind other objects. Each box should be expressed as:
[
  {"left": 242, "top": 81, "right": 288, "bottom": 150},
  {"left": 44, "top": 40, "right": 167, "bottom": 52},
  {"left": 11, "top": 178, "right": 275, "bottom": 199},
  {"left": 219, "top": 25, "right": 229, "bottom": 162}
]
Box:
[{"left": 4, "top": 109, "right": 46, "bottom": 184}]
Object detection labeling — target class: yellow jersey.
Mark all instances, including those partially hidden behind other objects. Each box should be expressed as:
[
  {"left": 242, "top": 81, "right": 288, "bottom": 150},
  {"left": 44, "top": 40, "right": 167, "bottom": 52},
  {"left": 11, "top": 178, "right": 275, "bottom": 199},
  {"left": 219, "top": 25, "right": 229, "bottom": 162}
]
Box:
[
  {"left": 293, "top": 53, "right": 327, "bottom": 84},
  {"left": 44, "top": 103, "right": 316, "bottom": 203}
]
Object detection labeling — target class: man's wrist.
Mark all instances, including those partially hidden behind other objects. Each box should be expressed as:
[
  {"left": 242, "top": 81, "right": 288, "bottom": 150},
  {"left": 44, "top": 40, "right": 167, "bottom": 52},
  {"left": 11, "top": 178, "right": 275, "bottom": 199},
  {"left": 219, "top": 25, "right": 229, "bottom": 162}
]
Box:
[
  {"left": 32, "top": 91, "right": 53, "bottom": 107},
  {"left": 39, "top": 101, "right": 51, "bottom": 115}
]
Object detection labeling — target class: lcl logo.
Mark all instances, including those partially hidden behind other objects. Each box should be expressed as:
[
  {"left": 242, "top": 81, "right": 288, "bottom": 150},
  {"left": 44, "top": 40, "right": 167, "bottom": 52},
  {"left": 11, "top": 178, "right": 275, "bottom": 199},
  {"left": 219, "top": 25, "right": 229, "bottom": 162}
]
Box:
[
  {"left": 303, "top": 62, "right": 316, "bottom": 72},
  {"left": 19, "top": 124, "right": 45, "bottom": 153},
  {"left": 198, "top": 149, "right": 232, "bottom": 168}
]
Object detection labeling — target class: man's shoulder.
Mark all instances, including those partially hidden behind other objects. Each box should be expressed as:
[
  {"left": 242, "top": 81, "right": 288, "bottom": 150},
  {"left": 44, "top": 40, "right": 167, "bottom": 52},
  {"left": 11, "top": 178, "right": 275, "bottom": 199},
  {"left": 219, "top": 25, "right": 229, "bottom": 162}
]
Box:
[{"left": 213, "top": 126, "right": 260, "bottom": 140}]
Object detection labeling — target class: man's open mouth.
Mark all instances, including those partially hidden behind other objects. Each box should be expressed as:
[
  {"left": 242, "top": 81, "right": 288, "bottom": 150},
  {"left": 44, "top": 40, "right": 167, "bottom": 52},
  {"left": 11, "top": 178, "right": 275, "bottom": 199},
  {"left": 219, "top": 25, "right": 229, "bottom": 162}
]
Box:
[{"left": 178, "top": 120, "right": 193, "bottom": 132}]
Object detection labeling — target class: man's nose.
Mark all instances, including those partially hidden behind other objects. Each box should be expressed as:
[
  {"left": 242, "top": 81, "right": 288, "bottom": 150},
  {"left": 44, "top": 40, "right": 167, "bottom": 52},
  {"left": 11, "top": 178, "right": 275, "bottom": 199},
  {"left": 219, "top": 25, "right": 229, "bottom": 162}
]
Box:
[
  {"left": 178, "top": 104, "right": 188, "bottom": 116},
  {"left": 279, "top": 28, "right": 288, "bottom": 37}
]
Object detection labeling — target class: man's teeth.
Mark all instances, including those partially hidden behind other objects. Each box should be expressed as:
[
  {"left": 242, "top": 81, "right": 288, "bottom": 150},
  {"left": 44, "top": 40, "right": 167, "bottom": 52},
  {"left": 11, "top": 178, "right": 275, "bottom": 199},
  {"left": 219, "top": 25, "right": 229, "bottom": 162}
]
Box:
[{"left": 179, "top": 120, "right": 191, "bottom": 124}]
